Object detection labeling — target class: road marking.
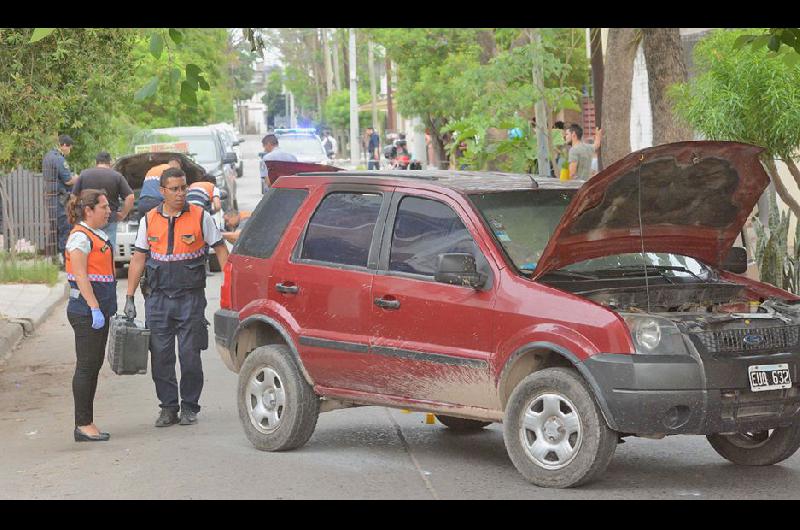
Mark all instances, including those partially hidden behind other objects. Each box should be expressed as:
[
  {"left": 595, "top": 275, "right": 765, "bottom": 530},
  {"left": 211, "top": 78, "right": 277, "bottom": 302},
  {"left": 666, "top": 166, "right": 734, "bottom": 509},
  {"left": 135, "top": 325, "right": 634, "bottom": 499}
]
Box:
[{"left": 384, "top": 408, "right": 439, "bottom": 500}]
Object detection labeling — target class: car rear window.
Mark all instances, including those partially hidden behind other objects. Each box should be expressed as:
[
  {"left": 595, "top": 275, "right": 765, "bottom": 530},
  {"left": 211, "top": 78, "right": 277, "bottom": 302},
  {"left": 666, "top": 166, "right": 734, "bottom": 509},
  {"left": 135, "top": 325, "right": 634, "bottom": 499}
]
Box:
[
  {"left": 234, "top": 188, "right": 308, "bottom": 259},
  {"left": 300, "top": 192, "right": 382, "bottom": 268}
]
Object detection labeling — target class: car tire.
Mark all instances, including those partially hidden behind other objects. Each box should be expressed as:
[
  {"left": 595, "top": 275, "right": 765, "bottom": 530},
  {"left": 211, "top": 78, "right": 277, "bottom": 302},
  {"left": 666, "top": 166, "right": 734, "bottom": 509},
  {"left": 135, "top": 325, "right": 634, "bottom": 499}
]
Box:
[
  {"left": 237, "top": 344, "right": 320, "bottom": 452},
  {"left": 706, "top": 425, "right": 800, "bottom": 466},
  {"left": 503, "top": 367, "right": 617, "bottom": 488},
  {"left": 208, "top": 254, "right": 221, "bottom": 273},
  {"left": 435, "top": 415, "right": 491, "bottom": 432}
]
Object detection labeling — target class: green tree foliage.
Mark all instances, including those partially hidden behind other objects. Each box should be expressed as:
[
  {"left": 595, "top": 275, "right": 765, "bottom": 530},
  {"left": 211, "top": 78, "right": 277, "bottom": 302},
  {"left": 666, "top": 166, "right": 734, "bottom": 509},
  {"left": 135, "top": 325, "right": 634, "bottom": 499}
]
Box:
[
  {"left": 0, "top": 28, "right": 138, "bottom": 171},
  {"left": 324, "top": 89, "right": 373, "bottom": 131},
  {"left": 125, "top": 28, "right": 236, "bottom": 130},
  {"left": 671, "top": 28, "right": 800, "bottom": 220}
]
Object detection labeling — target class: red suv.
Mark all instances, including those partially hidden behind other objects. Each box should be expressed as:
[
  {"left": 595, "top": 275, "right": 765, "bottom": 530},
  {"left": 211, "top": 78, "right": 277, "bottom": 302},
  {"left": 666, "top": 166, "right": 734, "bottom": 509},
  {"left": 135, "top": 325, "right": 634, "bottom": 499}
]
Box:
[{"left": 215, "top": 142, "right": 800, "bottom": 488}]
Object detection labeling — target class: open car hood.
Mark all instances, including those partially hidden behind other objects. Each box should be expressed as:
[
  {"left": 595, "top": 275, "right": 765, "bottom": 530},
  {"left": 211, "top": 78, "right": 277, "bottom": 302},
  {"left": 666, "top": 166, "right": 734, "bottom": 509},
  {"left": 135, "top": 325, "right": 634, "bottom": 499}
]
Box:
[
  {"left": 113, "top": 152, "right": 209, "bottom": 190},
  {"left": 265, "top": 160, "right": 342, "bottom": 185},
  {"left": 531, "top": 141, "right": 770, "bottom": 280}
]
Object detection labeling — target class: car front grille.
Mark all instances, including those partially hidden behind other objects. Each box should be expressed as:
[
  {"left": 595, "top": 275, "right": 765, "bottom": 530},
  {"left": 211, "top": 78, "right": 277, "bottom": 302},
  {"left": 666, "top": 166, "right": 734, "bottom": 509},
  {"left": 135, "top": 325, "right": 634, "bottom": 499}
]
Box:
[{"left": 690, "top": 325, "right": 800, "bottom": 354}]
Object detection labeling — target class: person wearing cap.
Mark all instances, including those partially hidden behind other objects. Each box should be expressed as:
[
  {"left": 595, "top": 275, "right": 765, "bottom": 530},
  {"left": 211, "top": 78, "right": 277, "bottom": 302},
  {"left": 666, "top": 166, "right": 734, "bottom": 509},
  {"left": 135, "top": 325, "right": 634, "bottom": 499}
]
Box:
[
  {"left": 124, "top": 166, "right": 229, "bottom": 428},
  {"left": 42, "top": 134, "right": 78, "bottom": 259}
]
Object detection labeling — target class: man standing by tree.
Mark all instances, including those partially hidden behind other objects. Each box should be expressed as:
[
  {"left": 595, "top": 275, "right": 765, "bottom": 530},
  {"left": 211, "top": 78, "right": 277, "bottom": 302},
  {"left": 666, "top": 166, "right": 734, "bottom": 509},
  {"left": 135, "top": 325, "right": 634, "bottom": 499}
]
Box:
[
  {"left": 43, "top": 134, "right": 77, "bottom": 263},
  {"left": 566, "top": 124, "right": 602, "bottom": 180},
  {"left": 366, "top": 127, "right": 380, "bottom": 170},
  {"left": 72, "top": 151, "right": 134, "bottom": 250}
]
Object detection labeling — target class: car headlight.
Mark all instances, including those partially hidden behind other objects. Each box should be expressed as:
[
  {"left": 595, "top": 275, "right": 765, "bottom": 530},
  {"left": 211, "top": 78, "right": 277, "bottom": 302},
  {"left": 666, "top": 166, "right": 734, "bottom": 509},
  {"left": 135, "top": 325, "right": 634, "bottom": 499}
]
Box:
[{"left": 620, "top": 314, "right": 689, "bottom": 355}]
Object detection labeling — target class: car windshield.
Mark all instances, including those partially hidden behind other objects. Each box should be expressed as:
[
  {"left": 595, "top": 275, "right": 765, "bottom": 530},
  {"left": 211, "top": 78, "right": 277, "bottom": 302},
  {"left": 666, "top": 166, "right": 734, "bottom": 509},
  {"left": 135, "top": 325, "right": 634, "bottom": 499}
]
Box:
[
  {"left": 278, "top": 135, "right": 326, "bottom": 157},
  {"left": 469, "top": 189, "right": 575, "bottom": 272},
  {"left": 140, "top": 132, "right": 219, "bottom": 164},
  {"left": 563, "top": 253, "right": 713, "bottom": 279}
]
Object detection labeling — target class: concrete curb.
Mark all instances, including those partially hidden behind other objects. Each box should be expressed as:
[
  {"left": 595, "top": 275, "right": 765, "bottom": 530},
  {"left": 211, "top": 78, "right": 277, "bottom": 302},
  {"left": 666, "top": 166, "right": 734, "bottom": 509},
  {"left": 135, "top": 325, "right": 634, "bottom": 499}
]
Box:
[{"left": 0, "top": 274, "right": 69, "bottom": 364}]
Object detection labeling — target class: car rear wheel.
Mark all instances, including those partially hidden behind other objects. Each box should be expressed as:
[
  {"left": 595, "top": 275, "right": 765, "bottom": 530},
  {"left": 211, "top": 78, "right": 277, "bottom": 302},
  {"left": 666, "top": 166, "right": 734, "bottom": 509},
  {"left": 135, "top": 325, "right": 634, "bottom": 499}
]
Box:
[
  {"left": 435, "top": 415, "right": 491, "bottom": 432},
  {"left": 237, "top": 344, "right": 320, "bottom": 452},
  {"left": 503, "top": 367, "right": 617, "bottom": 488},
  {"left": 706, "top": 425, "right": 800, "bottom": 466}
]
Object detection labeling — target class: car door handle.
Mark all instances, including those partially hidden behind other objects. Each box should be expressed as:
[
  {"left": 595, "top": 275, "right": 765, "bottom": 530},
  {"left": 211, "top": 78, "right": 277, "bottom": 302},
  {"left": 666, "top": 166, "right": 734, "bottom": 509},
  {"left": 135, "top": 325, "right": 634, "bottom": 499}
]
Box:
[
  {"left": 275, "top": 282, "right": 299, "bottom": 294},
  {"left": 374, "top": 297, "right": 400, "bottom": 309}
]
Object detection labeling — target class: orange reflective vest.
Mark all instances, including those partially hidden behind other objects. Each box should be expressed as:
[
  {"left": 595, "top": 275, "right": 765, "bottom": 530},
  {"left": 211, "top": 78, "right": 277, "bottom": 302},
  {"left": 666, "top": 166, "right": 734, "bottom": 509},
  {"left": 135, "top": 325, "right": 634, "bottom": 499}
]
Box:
[
  {"left": 65, "top": 224, "right": 116, "bottom": 315},
  {"left": 186, "top": 181, "right": 216, "bottom": 210},
  {"left": 144, "top": 204, "right": 208, "bottom": 293}
]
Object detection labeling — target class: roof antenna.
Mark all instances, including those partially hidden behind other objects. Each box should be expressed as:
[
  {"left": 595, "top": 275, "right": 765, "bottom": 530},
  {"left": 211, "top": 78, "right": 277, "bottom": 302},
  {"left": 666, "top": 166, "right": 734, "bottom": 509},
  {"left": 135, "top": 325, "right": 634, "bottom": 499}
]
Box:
[{"left": 636, "top": 154, "right": 651, "bottom": 313}]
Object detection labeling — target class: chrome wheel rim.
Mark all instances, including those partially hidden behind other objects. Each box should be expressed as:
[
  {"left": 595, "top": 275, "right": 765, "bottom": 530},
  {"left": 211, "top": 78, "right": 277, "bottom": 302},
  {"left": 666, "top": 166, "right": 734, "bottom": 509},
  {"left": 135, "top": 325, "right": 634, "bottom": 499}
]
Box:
[
  {"left": 520, "top": 393, "right": 583, "bottom": 470},
  {"left": 246, "top": 366, "right": 286, "bottom": 434}
]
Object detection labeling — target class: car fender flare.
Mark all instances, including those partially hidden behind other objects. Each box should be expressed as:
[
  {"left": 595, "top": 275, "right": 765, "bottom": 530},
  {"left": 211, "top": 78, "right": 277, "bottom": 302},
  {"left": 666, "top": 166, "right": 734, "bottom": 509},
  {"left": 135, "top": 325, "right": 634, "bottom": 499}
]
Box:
[
  {"left": 233, "top": 315, "right": 315, "bottom": 387},
  {"left": 500, "top": 341, "right": 619, "bottom": 431}
]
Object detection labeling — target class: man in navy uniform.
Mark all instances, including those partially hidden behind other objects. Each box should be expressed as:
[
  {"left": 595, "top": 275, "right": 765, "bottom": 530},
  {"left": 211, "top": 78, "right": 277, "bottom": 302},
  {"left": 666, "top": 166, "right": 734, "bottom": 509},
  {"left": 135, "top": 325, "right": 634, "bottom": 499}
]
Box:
[{"left": 42, "top": 134, "right": 77, "bottom": 260}]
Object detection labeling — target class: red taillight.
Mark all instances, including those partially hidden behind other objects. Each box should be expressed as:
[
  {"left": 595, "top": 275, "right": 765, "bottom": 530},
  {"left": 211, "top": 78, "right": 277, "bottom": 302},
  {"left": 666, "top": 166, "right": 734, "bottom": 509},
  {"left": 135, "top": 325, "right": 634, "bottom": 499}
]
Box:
[{"left": 220, "top": 260, "right": 233, "bottom": 309}]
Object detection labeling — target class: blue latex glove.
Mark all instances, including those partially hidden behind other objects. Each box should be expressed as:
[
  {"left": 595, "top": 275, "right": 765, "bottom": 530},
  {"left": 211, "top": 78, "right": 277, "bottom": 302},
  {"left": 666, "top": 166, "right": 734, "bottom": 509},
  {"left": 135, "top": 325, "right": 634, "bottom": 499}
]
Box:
[{"left": 91, "top": 308, "right": 105, "bottom": 330}]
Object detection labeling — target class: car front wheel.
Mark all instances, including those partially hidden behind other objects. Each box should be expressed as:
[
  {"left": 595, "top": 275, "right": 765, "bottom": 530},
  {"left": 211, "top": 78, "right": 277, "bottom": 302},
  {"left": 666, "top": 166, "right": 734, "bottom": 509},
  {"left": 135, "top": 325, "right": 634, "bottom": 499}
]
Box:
[
  {"left": 707, "top": 426, "right": 800, "bottom": 466},
  {"left": 237, "top": 344, "right": 320, "bottom": 452},
  {"left": 503, "top": 367, "right": 617, "bottom": 488}
]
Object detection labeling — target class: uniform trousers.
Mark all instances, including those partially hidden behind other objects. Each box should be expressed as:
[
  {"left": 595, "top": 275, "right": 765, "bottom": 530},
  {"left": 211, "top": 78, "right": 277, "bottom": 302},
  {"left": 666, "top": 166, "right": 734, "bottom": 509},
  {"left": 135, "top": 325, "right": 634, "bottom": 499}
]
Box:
[
  {"left": 68, "top": 312, "right": 110, "bottom": 426},
  {"left": 145, "top": 289, "right": 209, "bottom": 413}
]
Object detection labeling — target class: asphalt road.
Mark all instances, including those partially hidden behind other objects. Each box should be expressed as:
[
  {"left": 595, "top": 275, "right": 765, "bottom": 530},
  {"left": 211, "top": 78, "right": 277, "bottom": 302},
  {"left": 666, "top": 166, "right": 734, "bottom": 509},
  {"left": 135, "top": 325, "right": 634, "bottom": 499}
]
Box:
[{"left": 2, "top": 137, "right": 800, "bottom": 499}]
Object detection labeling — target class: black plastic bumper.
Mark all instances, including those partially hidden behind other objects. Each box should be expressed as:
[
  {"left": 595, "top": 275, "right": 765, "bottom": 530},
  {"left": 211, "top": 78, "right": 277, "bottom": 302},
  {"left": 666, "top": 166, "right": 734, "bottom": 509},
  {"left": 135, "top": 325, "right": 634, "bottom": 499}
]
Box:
[
  {"left": 214, "top": 309, "right": 239, "bottom": 371},
  {"left": 583, "top": 352, "right": 800, "bottom": 435}
]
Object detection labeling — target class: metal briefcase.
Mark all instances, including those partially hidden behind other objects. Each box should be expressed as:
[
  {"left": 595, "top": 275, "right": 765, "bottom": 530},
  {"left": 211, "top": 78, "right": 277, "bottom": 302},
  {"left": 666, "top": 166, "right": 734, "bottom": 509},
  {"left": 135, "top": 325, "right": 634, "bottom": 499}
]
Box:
[{"left": 106, "top": 315, "right": 150, "bottom": 375}]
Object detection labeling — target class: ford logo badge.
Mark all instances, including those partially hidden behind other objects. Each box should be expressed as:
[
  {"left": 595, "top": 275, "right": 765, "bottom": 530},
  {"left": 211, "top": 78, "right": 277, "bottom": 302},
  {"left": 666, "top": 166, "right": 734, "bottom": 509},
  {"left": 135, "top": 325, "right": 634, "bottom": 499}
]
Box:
[{"left": 743, "top": 334, "right": 764, "bottom": 346}]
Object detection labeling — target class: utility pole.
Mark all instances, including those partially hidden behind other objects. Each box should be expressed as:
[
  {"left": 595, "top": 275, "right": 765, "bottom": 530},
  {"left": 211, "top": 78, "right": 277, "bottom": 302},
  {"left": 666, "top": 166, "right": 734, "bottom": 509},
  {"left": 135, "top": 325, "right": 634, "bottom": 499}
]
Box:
[
  {"left": 530, "top": 29, "right": 551, "bottom": 177},
  {"left": 386, "top": 58, "right": 395, "bottom": 131},
  {"left": 368, "top": 40, "right": 379, "bottom": 136},
  {"left": 349, "top": 28, "right": 360, "bottom": 166}
]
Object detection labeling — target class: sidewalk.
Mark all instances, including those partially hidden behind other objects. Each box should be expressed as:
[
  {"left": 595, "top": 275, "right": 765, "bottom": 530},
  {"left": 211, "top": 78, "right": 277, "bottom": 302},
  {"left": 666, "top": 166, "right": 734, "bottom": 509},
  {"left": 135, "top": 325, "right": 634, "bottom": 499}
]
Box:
[{"left": 0, "top": 273, "right": 68, "bottom": 363}]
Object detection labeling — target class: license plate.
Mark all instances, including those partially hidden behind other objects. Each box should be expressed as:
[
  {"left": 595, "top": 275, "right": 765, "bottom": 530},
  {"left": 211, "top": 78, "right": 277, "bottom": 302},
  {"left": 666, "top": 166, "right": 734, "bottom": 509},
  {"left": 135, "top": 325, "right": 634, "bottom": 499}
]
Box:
[{"left": 748, "top": 363, "right": 792, "bottom": 392}]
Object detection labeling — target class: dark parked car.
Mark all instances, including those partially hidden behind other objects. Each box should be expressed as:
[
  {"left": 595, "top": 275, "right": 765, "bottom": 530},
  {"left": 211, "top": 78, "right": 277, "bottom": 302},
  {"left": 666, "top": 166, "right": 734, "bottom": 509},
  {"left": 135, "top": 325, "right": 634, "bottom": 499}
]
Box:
[{"left": 214, "top": 142, "right": 800, "bottom": 488}]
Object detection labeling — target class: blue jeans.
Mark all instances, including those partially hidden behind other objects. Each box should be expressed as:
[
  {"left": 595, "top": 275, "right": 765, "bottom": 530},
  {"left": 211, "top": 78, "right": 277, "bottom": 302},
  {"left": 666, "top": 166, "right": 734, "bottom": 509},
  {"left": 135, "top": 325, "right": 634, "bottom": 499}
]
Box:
[{"left": 102, "top": 221, "right": 117, "bottom": 251}]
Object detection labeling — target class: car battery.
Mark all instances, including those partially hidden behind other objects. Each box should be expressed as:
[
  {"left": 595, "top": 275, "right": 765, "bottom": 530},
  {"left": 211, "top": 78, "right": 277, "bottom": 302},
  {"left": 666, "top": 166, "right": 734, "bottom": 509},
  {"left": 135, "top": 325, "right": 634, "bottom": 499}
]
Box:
[{"left": 106, "top": 315, "right": 150, "bottom": 375}]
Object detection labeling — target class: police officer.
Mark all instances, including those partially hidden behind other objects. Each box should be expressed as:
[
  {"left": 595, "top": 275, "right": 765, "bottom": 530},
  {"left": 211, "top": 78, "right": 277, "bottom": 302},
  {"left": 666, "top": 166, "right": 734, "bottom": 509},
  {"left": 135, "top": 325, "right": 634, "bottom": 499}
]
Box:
[
  {"left": 124, "top": 167, "right": 229, "bottom": 427},
  {"left": 43, "top": 134, "right": 77, "bottom": 261}
]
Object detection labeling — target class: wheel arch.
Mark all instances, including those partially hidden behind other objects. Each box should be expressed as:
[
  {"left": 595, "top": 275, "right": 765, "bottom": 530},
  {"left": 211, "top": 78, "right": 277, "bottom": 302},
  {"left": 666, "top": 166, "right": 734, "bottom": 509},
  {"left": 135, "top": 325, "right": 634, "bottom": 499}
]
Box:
[
  {"left": 498, "top": 342, "right": 619, "bottom": 431},
  {"left": 233, "top": 315, "right": 315, "bottom": 386}
]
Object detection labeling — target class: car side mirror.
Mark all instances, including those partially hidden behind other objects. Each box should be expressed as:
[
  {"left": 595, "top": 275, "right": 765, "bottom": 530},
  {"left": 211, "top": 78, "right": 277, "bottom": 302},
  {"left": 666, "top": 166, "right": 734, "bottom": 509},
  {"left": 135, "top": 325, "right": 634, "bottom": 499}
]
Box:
[
  {"left": 231, "top": 140, "right": 241, "bottom": 146},
  {"left": 722, "top": 246, "right": 748, "bottom": 274},
  {"left": 223, "top": 152, "right": 238, "bottom": 165},
  {"left": 435, "top": 253, "right": 486, "bottom": 289},
  {"left": 218, "top": 189, "right": 229, "bottom": 201}
]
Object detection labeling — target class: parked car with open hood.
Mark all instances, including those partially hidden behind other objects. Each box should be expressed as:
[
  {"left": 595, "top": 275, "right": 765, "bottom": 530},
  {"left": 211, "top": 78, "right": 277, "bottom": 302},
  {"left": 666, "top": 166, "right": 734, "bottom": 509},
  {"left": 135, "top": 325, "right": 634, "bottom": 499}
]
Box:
[
  {"left": 112, "top": 152, "right": 226, "bottom": 270},
  {"left": 214, "top": 144, "right": 800, "bottom": 488},
  {"left": 133, "top": 126, "right": 238, "bottom": 211}
]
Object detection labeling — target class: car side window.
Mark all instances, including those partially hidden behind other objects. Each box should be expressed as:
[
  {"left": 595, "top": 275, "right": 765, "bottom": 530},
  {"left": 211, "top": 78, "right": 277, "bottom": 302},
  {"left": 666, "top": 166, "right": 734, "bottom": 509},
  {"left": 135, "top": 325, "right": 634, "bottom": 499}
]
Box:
[
  {"left": 234, "top": 188, "right": 308, "bottom": 259},
  {"left": 301, "top": 192, "right": 382, "bottom": 268},
  {"left": 389, "top": 196, "right": 478, "bottom": 276}
]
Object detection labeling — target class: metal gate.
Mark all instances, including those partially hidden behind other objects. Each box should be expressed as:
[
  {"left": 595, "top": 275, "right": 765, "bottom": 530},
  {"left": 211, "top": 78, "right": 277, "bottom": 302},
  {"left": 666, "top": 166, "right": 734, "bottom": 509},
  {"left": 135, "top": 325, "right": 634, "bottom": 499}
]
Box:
[{"left": 0, "top": 166, "right": 56, "bottom": 257}]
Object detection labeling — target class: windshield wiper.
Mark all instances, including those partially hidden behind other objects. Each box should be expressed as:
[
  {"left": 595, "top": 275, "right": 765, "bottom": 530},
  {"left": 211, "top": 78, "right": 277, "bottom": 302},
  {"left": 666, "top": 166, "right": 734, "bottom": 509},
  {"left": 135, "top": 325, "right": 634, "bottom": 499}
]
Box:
[
  {"left": 537, "top": 269, "right": 598, "bottom": 280},
  {"left": 591, "top": 265, "right": 707, "bottom": 281}
]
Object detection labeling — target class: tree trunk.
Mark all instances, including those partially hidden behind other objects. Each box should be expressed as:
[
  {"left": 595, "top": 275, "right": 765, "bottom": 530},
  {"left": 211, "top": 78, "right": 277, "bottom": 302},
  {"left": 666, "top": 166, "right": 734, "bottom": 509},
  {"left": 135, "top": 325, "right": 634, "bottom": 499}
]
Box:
[
  {"left": 476, "top": 30, "right": 497, "bottom": 64},
  {"left": 332, "top": 30, "right": 342, "bottom": 91},
  {"left": 386, "top": 58, "right": 395, "bottom": 131},
  {"left": 641, "top": 28, "right": 693, "bottom": 145},
  {"left": 602, "top": 28, "right": 639, "bottom": 166},
  {"left": 764, "top": 158, "right": 800, "bottom": 221},
  {"left": 425, "top": 115, "right": 448, "bottom": 165},
  {"left": 368, "top": 40, "right": 379, "bottom": 133},
  {"left": 590, "top": 28, "right": 605, "bottom": 170},
  {"left": 322, "top": 28, "right": 333, "bottom": 98}
]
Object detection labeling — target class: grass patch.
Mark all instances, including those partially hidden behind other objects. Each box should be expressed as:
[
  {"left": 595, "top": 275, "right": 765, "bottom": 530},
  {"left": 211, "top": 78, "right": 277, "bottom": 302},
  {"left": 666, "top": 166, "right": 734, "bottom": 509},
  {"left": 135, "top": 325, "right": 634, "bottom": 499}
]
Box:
[{"left": 0, "top": 255, "right": 59, "bottom": 285}]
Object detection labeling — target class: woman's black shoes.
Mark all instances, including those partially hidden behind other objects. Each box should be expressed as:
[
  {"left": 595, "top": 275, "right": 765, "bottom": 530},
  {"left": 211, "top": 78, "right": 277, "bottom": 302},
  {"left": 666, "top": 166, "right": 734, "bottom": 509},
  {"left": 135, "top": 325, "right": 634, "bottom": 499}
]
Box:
[{"left": 74, "top": 427, "right": 110, "bottom": 442}]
